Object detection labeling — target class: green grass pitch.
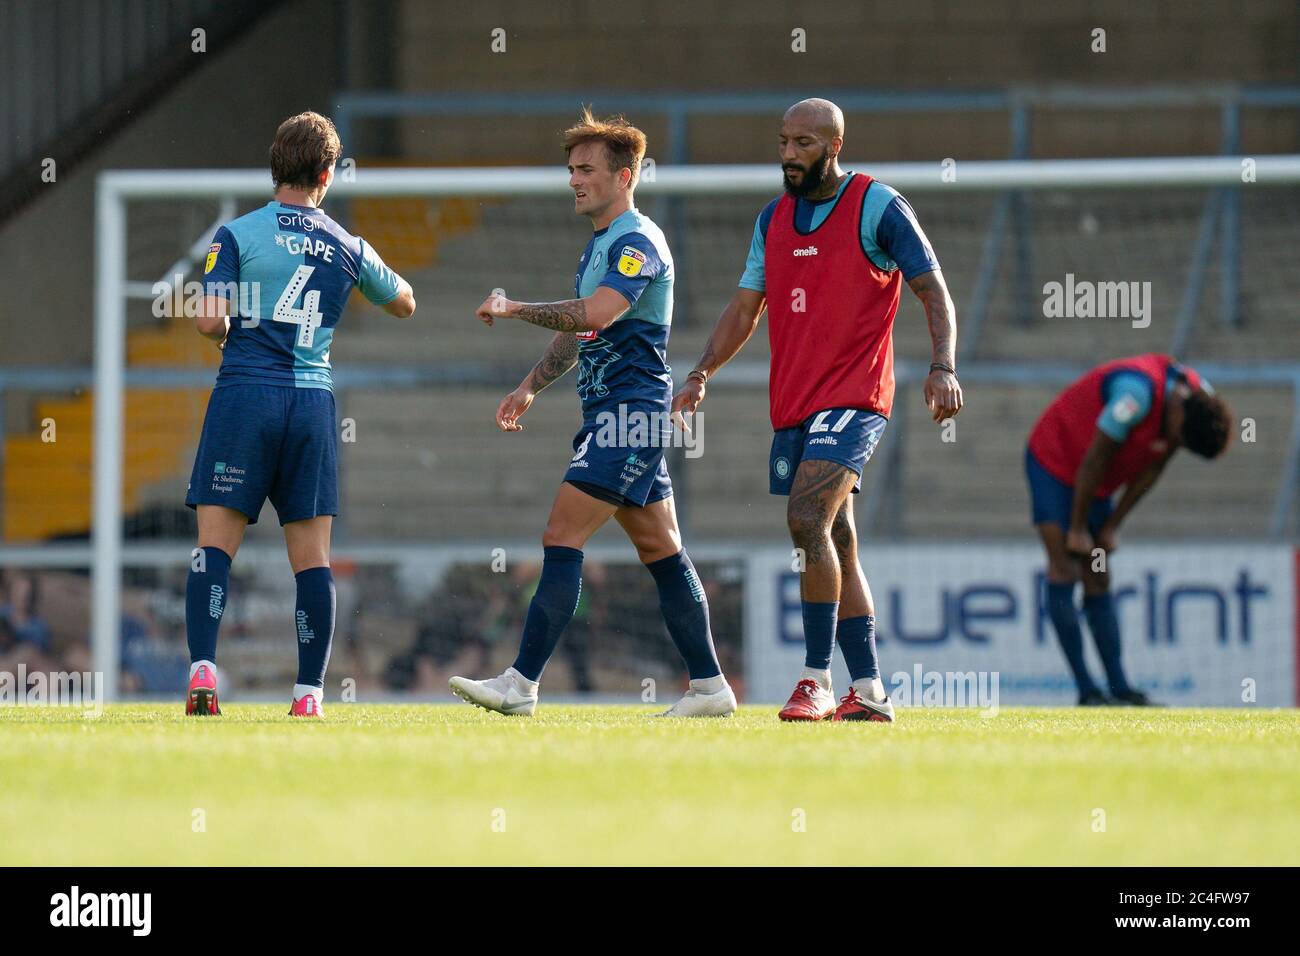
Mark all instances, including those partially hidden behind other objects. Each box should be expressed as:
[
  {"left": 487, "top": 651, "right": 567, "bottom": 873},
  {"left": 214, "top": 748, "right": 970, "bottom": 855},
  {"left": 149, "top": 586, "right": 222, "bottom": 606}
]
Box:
[{"left": 1, "top": 704, "right": 1297, "bottom": 866}]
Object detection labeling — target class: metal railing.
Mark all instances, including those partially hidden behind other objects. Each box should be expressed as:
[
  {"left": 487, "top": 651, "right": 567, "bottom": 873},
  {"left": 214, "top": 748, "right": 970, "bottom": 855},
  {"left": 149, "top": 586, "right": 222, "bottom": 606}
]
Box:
[
  {"left": 3, "top": 356, "right": 1297, "bottom": 540},
  {"left": 7, "top": 154, "right": 1285, "bottom": 697},
  {"left": 333, "top": 85, "right": 1300, "bottom": 359}
]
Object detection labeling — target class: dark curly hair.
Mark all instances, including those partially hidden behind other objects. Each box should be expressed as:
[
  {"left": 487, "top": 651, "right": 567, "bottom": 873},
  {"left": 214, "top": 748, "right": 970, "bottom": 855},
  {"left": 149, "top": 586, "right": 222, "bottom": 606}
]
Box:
[{"left": 1181, "top": 389, "right": 1231, "bottom": 459}]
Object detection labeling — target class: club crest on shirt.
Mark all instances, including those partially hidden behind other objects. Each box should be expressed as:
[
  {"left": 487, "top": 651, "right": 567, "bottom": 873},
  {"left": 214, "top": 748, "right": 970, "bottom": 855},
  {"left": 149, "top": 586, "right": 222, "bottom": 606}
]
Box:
[
  {"left": 204, "top": 243, "right": 221, "bottom": 275},
  {"left": 1113, "top": 394, "right": 1139, "bottom": 424},
  {"left": 617, "top": 246, "right": 647, "bottom": 277}
]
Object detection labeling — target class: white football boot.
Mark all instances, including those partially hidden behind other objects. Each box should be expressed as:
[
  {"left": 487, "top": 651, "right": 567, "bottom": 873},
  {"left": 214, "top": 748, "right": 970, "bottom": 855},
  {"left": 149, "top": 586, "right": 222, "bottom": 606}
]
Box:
[
  {"left": 449, "top": 667, "right": 538, "bottom": 716},
  {"left": 657, "top": 679, "right": 738, "bottom": 718}
]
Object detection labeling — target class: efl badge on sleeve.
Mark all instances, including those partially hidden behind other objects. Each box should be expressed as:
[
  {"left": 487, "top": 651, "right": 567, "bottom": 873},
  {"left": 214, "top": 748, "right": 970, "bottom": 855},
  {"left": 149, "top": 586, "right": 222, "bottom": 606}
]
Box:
[
  {"left": 617, "top": 246, "right": 647, "bottom": 277},
  {"left": 204, "top": 243, "right": 221, "bottom": 275}
]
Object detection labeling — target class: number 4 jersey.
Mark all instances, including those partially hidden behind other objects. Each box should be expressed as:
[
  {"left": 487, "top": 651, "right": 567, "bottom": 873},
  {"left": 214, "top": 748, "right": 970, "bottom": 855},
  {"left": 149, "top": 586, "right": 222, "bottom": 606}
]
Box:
[{"left": 203, "top": 200, "right": 402, "bottom": 391}]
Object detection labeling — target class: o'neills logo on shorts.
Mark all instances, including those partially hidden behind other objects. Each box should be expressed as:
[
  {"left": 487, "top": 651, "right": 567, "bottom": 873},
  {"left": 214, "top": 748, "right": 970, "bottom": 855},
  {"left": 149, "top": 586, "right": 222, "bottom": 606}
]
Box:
[{"left": 792, "top": 246, "right": 818, "bottom": 257}]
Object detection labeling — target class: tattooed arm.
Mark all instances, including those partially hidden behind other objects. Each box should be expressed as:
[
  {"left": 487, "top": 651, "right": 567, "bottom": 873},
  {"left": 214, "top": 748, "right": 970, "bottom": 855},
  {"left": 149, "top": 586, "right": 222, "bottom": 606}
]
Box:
[
  {"left": 524, "top": 332, "right": 579, "bottom": 394},
  {"left": 476, "top": 286, "right": 630, "bottom": 333},
  {"left": 908, "top": 269, "right": 963, "bottom": 423},
  {"left": 494, "top": 332, "right": 579, "bottom": 432}
]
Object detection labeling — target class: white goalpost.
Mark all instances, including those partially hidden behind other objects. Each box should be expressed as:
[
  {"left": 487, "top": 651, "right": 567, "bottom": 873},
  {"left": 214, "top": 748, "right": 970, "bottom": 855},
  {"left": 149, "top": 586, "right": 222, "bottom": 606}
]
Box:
[{"left": 90, "top": 155, "right": 1300, "bottom": 698}]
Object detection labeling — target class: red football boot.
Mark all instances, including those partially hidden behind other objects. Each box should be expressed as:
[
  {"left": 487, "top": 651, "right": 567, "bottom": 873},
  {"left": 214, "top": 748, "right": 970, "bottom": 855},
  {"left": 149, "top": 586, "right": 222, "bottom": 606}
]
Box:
[
  {"left": 289, "top": 693, "right": 324, "bottom": 718},
  {"left": 778, "top": 678, "right": 836, "bottom": 721},
  {"left": 832, "top": 687, "right": 895, "bottom": 722},
  {"left": 185, "top": 663, "right": 221, "bottom": 716}
]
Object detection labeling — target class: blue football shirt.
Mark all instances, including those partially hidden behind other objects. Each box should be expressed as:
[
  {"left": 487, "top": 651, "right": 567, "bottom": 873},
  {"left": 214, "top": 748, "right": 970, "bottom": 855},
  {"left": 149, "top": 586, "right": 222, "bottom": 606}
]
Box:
[
  {"left": 203, "top": 201, "right": 401, "bottom": 391},
  {"left": 572, "top": 207, "right": 674, "bottom": 424}
]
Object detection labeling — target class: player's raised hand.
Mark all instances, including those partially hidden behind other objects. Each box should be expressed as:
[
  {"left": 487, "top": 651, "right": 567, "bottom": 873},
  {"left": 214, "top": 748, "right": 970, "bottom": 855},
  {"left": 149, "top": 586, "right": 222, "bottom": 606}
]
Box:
[
  {"left": 924, "top": 369, "right": 963, "bottom": 423},
  {"left": 496, "top": 386, "right": 535, "bottom": 432},
  {"left": 476, "top": 288, "right": 513, "bottom": 327}
]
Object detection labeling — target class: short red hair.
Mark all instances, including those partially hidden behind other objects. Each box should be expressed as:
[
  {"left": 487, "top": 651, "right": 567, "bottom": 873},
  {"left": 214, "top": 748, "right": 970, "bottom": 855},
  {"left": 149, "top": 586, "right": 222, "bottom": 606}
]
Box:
[{"left": 562, "top": 107, "right": 647, "bottom": 187}]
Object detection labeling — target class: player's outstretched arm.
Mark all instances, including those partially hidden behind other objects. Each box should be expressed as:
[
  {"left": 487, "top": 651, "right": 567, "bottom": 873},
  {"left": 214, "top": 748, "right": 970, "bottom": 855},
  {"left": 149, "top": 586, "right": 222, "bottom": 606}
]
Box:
[
  {"left": 909, "top": 270, "right": 963, "bottom": 423},
  {"left": 496, "top": 333, "right": 579, "bottom": 432},
  {"left": 476, "top": 286, "right": 628, "bottom": 333},
  {"left": 357, "top": 239, "right": 416, "bottom": 318},
  {"left": 672, "top": 287, "right": 766, "bottom": 416},
  {"left": 381, "top": 277, "right": 416, "bottom": 319}
]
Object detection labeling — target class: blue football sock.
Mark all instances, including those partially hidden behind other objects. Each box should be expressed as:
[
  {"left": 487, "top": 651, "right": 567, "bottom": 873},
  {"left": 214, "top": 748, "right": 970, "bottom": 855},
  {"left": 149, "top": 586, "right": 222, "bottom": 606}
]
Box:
[
  {"left": 294, "top": 566, "right": 336, "bottom": 688},
  {"left": 802, "top": 601, "right": 839, "bottom": 671},
  {"left": 185, "top": 546, "right": 231, "bottom": 664},
  {"left": 1047, "top": 581, "right": 1101, "bottom": 696},
  {"left": 1083, "top": 592, "right": 1131, "bottom": 696},
  {"left": 511, "top": 546, "right": 584, "bottom": 682},
  {"left": 646, "top": 551, "right": 721, "bottom": 680},
  {"left": 837, "top": 614, "right": 880, "bottom": 682}
]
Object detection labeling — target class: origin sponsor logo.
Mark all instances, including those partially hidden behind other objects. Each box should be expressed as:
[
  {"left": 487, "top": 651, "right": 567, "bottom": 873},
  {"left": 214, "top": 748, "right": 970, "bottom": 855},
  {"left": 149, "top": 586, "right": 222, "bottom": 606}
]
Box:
[{"left": 277, "top": 212, "right": 322, "bottom": 231}]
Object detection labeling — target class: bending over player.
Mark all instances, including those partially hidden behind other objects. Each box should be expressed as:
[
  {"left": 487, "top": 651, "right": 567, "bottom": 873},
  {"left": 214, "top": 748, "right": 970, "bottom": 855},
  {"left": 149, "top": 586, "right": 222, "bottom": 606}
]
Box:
[
  {"left": 674, "top": 98, "right": 962, "bottom": 722},
  {"left": 184, "top": 112, "right": 416, "bottom": 717},
  {"left": 1026, "top": 354, "right": 1231, "bottom": 705},
  {"left": 449, "top": 109, "right": 736, "bottom": 718}
]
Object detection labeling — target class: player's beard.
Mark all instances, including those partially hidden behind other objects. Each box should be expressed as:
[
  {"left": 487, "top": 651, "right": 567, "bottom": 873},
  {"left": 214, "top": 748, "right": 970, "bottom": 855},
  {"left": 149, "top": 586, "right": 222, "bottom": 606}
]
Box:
[{"left": 782, "top": 148, "right": 831, "bottom": 198}]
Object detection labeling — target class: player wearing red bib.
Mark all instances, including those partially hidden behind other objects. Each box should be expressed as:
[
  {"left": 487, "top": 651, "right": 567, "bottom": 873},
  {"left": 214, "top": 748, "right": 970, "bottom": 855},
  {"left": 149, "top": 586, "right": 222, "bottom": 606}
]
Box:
[
  {"left": 1026, "top": 354, "right": 1231, "bottom": 705},
  {"left": 673, "top": 98, "right": 963, "bottom": 722}
]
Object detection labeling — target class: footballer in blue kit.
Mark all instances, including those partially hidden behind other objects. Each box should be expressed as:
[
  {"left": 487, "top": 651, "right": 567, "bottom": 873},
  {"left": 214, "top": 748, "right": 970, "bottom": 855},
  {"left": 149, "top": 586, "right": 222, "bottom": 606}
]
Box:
[
  {"left": 449, "top": 109, "right": 737, "bottom": 718},
  {"left": 562, "top": 207, "right": 676, "bottom": 509},
  {"left": 183, "top": 112, "right": 416, "bottom": 718}
]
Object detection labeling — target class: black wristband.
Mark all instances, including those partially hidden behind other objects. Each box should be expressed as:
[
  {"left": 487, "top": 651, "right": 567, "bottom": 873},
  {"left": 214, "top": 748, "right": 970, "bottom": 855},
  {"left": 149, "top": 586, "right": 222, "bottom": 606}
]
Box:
[
  {"left": 930, "top": 362, "right": 956, "bottom": 375},
  {"left": 687, "top": 369, "right": 708, "bottom": 384}
]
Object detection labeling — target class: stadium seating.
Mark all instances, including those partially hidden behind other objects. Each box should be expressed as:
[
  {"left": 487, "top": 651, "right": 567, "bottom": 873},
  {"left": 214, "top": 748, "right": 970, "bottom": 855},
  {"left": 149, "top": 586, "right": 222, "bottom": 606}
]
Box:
[
  {"left": 4, "top": 179, "right": 1295, "bottom": 543},
  {"left": 2, "top": 321, "right": 214, "bottom": 540}
]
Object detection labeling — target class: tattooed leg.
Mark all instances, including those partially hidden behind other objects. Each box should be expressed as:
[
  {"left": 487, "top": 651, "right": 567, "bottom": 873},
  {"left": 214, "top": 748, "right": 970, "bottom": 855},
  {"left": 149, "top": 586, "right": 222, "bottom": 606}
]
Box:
[
  {"left": 787, "top": 460, "right": 859, "bottom": 603},
  {"left": 831, "top": 497, "right": 874, "bottom": 618}
]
